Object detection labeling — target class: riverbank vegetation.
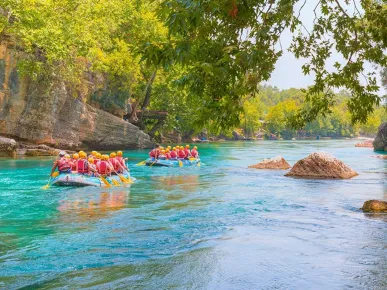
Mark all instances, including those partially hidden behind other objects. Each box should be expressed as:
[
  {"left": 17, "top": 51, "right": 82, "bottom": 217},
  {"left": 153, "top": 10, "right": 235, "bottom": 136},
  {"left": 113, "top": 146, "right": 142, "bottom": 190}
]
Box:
[{"left": 1, "top": 0, "right": 386, "bottom": 140}]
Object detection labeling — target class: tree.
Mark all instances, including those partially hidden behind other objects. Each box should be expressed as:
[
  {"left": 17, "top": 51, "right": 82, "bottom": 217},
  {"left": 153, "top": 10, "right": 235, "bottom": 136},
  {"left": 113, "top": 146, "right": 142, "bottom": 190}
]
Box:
[{"left": 144, "top": 0, "right": 387, "bottom": 129}]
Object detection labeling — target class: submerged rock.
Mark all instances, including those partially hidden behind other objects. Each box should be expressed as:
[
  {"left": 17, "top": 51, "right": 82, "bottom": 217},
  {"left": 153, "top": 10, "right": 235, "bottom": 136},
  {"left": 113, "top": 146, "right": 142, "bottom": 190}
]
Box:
[
  {"left": 0, "top": 137, "right": 17, "bottom": 157},
  {"left": 362, "top": 200, "right": 387, "bottom": 213},
  {"left": 373, "top": 122, "right": 387, "bottom": 152},
  {"left": 285, "top": 152, "right": 358, "bottom": 179},
  {"left": 355, "top": 140, "right": 374, "bottom": 148},
  {"left": 248, "top": 156, "right": 291, "bottom": 170},
  {"left": 375, "top": 155, "right": 387, "bottom": 160}
]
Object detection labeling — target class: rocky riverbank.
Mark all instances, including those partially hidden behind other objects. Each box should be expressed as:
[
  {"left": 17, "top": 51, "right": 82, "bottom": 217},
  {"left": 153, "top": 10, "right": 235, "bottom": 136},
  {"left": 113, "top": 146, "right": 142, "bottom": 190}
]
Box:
[{"left": 0, "top": 136, "right": 74, "bottom": 157}]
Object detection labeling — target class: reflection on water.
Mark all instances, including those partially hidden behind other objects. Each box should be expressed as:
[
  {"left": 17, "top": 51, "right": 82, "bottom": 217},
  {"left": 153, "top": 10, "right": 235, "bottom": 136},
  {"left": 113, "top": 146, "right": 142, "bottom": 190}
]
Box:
[
  {"left": 57, "top": 189, "right": 130, "bottom": 222},
  {"left": 151, "top": 175, "right": 200, "bottom": 192}
]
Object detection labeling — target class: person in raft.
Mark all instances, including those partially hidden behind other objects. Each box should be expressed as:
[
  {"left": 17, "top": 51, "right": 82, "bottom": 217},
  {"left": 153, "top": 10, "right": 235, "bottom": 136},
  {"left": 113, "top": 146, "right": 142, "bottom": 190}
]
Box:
[
  {"left": 149, "top": 144, "right": 161, "bottom": 160},
  {"left": 87, "top": 157, "right": 98, "bottom": 176},
  {"left": 116, "top": 151, "right": 129, "bottom": 173},
  {"left": 51, "top": 151, "right": 72, "bottom": 175},
  {"left": 184, "top": 145, "right": 191, "bottom": 158},
  {"left": 97, "top": 154, "right": 114, "bottom": 176},
  {"left": 71, "top": 153, "right": 79, "bottom": 172},
  {"left": 191, "top": 146, "right": 199, "bottom": 158},
  {"left": 170, "top": 147, "right": 178, "bottom": 160},
  {"left": 76, "top": 151, "right": 89, "bottom": 175},
  {"left": 109, "top": 152, "right": 126, "bottom": 174}
]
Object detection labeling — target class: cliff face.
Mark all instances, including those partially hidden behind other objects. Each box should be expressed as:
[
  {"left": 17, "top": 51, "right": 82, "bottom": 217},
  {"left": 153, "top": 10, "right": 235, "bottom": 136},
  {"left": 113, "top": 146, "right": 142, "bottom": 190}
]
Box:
[{"left": 0, "top": 39, "right": 153, "bottom": 149}]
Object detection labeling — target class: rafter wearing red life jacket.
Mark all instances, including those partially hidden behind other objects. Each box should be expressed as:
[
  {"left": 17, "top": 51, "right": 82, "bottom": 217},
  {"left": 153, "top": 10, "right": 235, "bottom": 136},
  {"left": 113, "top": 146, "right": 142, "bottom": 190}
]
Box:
[
  {"left": 97, "top": 160, "right": 111, "bottom": 176},
  {"left": 170, "top": 150, "right": 177, "bottom": 159},
  {"left": 77, "top": 158, "right": 89, "bottom": 174},
  {"left": 184, "top": 148, "right": 191, "bottom": 157},
  {"left": 149, "top": 148, "right": 160, "bottom": 159},
  {"left": 178, "top": 149, "right": 186, "bottom": 159},
  {"left": 109, "top": 157, "right": 121, "bottom": 173},
  {"left": 191, "top": 149, "right": 199, "bottom": 158},
  {"left": 58, "top": 157, "right": 71, "bottom": 173}
]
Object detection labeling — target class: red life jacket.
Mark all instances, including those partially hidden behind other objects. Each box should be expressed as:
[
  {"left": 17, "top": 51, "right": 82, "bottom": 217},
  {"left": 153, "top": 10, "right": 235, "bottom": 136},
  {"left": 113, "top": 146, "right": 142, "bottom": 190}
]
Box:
[
  {"left": 58, "top": 157, "right": 71, "bottom": 172},
  {"left": 178, "top": 149, "right": 186, "bottom": 158},
  {"left": 184, "top": 148, "right": 191, "bottom": 156},
  {"left": 109, "top": 158, "right": 120, "bottom": 171},
  {"left": 149, "top": 148, "right": 160, "bottom": 158},
  {"left": 97, "top": 160, "right": 110, "bottom": 175},
  {"left": 94, "top": 158, "right": 100, "bottom": 165},
  {"left": 191, "top": 149, "right": 198, "bottom": 158},
  {"left": 116, "top": 156, "right": 125, "bottom": 166},
  {"left": 166, "top": 153, "right": 171, "bottom": 159},
  {"left": 77, "top": 159, "right": 88, "bottom": 174},
  {"left": 170, "top": 151, "right": 177, "bottom": 158},
  {"left": 71, "top": 159, "right": 77, "bottom": 171}
]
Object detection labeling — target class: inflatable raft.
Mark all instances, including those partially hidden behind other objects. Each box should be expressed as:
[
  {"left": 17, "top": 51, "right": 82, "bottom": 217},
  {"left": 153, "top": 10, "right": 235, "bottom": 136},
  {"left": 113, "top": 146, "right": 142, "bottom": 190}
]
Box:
[
  {"left": 145, "top": 158, "right": 200, "bottom": 167},
  {"left": 51, "top": 172, "right": 133, "bottom": 187}
]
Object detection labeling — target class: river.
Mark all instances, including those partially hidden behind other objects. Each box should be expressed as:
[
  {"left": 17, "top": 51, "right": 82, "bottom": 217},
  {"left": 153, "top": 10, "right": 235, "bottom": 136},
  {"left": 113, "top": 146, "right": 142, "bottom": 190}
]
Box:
[{"left": 0, "top": 140, "right": 386, "bottom": 289}]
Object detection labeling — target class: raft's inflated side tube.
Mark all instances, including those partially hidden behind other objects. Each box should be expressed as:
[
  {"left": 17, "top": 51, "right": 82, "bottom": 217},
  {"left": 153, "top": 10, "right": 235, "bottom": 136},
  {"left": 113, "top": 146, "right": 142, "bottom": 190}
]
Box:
[
  {"left": 51, "top": 173, "right": 132, "bottom": 187},
  {"left": 145, "top": 158, "right": 200, "bottom": 167}
]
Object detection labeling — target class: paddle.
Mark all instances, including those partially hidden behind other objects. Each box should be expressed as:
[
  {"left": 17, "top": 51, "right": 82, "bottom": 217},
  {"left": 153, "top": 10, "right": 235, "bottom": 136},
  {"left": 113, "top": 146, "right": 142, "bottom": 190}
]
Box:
[
  {"left": 42, "top": 171, "right": 59, "bottom": 190},
  {"left": 136, "top": 160, "right": 146, "bottom": 166},
  {"left": 178, "top": 159, "right": 183, "bottom": 167},
  {"left": 111, "top": 178, "right": 121, "bottom": 186},
  {"left": 112, "top": 169, "right": 133, "bottom": 184},
  {"left": 42, "top": 177, "right": 52, "bottom": 190},
  {"left": 95, "top": 173, "right": 112, "bottom": 188}
]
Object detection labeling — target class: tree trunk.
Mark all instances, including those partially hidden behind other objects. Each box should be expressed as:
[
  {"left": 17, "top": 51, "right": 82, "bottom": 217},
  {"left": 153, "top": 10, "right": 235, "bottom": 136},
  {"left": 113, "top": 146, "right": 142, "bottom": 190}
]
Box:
[{"left": 141, "top": 70, "right": 157, "bottom": 111}]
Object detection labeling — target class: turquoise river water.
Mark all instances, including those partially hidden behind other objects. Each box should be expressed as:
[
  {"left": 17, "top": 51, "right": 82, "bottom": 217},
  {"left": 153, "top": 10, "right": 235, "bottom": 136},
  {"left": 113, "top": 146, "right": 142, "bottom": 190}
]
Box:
[{"left": 0, "top": 140, "right": 386, "bottom": 289}]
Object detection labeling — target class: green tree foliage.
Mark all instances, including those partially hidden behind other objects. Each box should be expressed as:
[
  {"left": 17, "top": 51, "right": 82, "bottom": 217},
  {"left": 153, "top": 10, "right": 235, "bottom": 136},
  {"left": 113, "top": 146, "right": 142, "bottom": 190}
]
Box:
[
  {"left": 1, "top": 0, "right": 386, "bottom": 134},
  {"left": 241, "top": 86, "right": 387, "bottom": 139},
  {"left": 146, "top": 0, "right": 387, "bottom": 129}
]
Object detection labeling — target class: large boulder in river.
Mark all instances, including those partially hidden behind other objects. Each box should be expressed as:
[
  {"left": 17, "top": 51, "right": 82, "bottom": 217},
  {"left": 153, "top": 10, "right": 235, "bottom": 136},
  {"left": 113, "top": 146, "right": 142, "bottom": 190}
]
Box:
[
  {"left": 248, "top": 156, "right": 291, "bottom": 170},
  {"left": 373, "top": 122, "right": 387, "bottom": 152},
  {"left": 0, "top": 37, "right": 153, "bottom": 150},
  {"left": 0, "top": 136, "right": 17, "bottom": 157},
  {"left": 362, "top": 200, "right": 387, "bottom": 213},
  {"left": 285, "top": 152, "right": 358, "bottom": 179}
]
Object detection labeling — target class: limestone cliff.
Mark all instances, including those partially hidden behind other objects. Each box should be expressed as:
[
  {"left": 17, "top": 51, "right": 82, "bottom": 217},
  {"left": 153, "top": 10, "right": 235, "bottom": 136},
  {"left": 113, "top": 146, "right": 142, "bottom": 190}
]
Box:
[{"left": 0, "top": 38, "right": 153, "bottom": 149}]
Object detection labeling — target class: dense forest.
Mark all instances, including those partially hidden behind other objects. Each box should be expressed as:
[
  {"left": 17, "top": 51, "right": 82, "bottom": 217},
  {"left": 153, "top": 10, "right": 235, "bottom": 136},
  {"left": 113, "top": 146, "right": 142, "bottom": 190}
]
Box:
[{"left": 1, "top": 0, "right": 386, "bottom": 141}]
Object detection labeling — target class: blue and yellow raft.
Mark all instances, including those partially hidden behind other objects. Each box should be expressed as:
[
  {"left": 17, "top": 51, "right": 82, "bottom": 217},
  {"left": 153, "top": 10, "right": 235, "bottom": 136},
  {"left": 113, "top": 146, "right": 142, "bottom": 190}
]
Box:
[
  {"left": 51, "top": 172, "right": 133, "bottom": 187},
  {"left": 145, "top": 158, "right": 200, "bottom": 167}
]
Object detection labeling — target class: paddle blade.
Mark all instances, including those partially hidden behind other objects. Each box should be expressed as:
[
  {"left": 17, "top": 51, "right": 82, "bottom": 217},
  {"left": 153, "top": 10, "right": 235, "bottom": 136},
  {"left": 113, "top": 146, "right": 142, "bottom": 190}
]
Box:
[
  {"left": 197, "top": 162, "right": 201, "bottom": 167},
  {"left": 178, "top": 160, "right": 183, "bottom": 167},
  {"left": 136, "top": 160, "right": 146, "bottom": 166},
  {"left": 42, "top": 184, "right": 50, "bottom": 190},
  {"left": 111, "top": 179, "right": 121, "bottom": 186},
  {"left": 119, "top": 174, "right": 133, "bottom": 184},
  {"left": 51, "top": 172, "right": 59, "bottom": 178},
  {"left": 100, "top": 176, "right": 112, "bottom": 188}
]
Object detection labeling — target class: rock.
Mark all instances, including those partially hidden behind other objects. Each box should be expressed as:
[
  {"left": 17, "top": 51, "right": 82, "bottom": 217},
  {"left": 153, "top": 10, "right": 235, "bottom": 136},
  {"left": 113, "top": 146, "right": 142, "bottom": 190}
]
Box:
[
  {"left": 362, "top": 200, "right": 387, "bottom": 213},
  {"left": 375, "top": 155, "right": 387, "bottom": 160},
  {"left": 285, "top": 152, "right": 358, "bottom": 179},
  {"left": 25, "top": 149, "right": 56, "bottom": 156},
  {"left": 0, "top": 39, "right": 153, "bottom": 150},
  {"left": 355, "top": 140, "right": 374, "bottom": 148},
  {"left": 232, "top": 130, "right": 246, "bottom": 140},
  {"left": 373, "top": 122, "right": 387, "bottom": 151},
  {"left": 248, "top": 156, "right": 291, "bottom": 170},
  {"left": 0, "top": 137, "right": 17, "bottom": 157}
]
